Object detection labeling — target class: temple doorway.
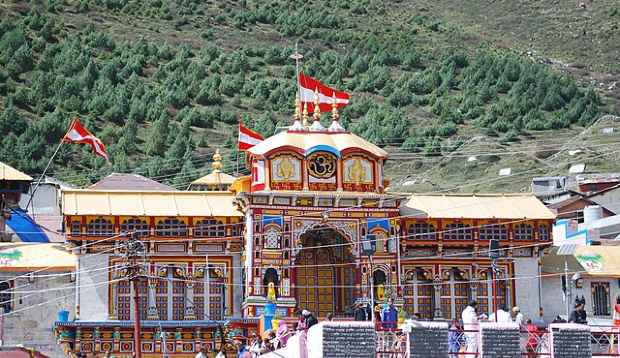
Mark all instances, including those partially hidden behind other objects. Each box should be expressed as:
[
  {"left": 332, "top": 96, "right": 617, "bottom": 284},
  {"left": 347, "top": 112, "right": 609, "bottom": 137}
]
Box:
[{"left": 294, "top": 227, "right": 355, "bottom": 317}]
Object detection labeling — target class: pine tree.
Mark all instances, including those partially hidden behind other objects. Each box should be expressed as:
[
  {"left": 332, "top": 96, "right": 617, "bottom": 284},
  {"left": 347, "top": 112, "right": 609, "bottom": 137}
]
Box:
[{"left": 146, "top": 112, "right": 170, "bottom": 156}]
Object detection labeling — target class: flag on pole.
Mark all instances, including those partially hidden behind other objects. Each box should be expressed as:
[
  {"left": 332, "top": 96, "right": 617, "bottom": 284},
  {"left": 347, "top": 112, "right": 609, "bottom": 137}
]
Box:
[
  {"left": 299, "top": 72, "right": 350, "bottom": 113},
  {"left": 238, "top": 123, "right": 264, "bottom": 151},
  {"left": 63, "top": 119, "right": 109, "bottom": 160}
]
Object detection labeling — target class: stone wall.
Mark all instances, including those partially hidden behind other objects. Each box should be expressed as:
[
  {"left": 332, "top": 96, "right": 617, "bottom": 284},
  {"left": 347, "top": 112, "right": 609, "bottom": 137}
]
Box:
[
  {"left": 1, "top": 273, "right": 74, "bottom": 358},
  {"left": 77, "top": 252, "right": 110, "bottom": 321},
  {"left": 478, "top": 322, "right": 521, "bottom": 358},
  {"left": 549, "top": 323, "right": 591, "bottom": 358},
  {"left": 407, "top": 321, "right": 448, "bottom": 358},
  {"left": 513, "top": 257, "right": 540, "bottom": 319},
  {"left": 307, "top": 321, "right": 376, "bottom": 358}
]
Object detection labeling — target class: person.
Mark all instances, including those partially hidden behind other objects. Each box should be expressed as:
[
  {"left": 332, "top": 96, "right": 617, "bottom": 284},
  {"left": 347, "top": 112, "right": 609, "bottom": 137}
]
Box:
[
  {"left": 248, "top": 333, "right": 261, "bottom": 357},
  {"left": 195, "top": 347, "right": 208, "bottom": 358},
  {"left": 513, "top": 306, "right": 524, "bottom": 327},
  {"left": 488, "top": 305, "right": 511, "bottom": 323},
  {"left": 216, "top": 350, "right": 226, "bottom": 358},
  {"left": 275, "top": 319, "right": 290, "bottom": 349},
  {"left": 381, "top": 298, "right": 398, "bottom": 329},
  {"left": 297, "top": 310, "right": 307, "bottom": 331},
  {"left": 525, "top": 319, "right": 539, "bottom": 358},
  {"left": 354, "top": 303, "right": 366, "bottom": 321},
  {"left": 568, "top": 301, "right": 588, "bottom": 324},
  {"left": 326, "top": 312, "right": 334, "bottom": 321},
  {"left": 304, "top": 310, "right": 318, "bottom": 329},
  {"left": 448, "top": 319, "right": 463, "bottom": 358},
  {"left": 461, "top": 300, "right": 480, "bottom": 354}
]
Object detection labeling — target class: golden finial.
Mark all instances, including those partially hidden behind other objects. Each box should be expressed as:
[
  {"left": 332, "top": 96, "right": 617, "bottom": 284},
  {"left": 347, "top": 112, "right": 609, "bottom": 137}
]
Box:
[
  {"left": 302, "top": 102, "right": 309, "bottom": 128},
  {"left": 313, "top": 87, "right": 321, "bottom": 121},
  {"left": 331, "top": 92, "right": 339, "bottom": 121},
  {"left": 211, "top": 148, "right": 222, "bottom": 173},
  {"left": 294, "top": 97, "right": 301, "bottom": 120}
]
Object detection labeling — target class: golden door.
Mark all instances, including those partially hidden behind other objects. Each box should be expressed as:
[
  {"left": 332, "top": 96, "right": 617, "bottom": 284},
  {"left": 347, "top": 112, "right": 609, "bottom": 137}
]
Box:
[{"left": 295, "top": 248, "right": 335, "bottom": 317}]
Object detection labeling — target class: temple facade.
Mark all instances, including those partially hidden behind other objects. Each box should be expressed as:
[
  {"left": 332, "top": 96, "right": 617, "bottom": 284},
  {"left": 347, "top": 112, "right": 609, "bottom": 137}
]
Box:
[{"left": 55, "top": 105, "right": 555, "bottom": 357}]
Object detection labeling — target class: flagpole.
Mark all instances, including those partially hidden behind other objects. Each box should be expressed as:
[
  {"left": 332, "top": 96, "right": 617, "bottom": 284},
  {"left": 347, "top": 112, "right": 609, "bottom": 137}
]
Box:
[
  {"left": 25, "top": 118, "right": 75, "bottom": 213},
  {"left": 290, "top": 41, "right": 304, "bottom": 105}
]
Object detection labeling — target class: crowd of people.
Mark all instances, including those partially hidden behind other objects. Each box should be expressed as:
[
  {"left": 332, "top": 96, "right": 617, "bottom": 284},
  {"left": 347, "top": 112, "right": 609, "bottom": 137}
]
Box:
[{"left": 353, "top": 297, "right": 399, "bottom": 329}]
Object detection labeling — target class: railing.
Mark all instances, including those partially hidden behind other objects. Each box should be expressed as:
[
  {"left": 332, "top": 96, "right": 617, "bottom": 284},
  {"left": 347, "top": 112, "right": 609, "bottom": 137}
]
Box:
[
  {"left": 520, "top": 328, "right": 551, "bottom": 357},
  {"left": 591, "top": 326, "right": 620, "bottom": 356},
  {"left": 376, "top": 328, "right": 407, "bottom": 358}
]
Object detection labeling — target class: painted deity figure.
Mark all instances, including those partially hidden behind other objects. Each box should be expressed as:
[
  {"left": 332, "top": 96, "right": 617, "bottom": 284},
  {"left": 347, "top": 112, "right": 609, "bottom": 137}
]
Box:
[{"left": 267, "top": 282, "right": 277, "bottom": 301}]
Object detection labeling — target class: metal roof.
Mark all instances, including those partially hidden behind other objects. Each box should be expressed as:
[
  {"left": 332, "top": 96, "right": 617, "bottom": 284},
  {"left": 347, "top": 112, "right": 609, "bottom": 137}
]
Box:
[
  {"left": 0, "top": 162, "right": 32, "bottom": 181},
  {"left": 62, "top": 189, "right": 242, "bottom": 217}
]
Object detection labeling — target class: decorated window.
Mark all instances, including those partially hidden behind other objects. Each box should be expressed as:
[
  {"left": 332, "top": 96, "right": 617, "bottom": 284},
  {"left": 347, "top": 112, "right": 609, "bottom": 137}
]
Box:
[
  {"left": 264, "top": 227, "right": 281, "bottom": 249},
  {"left": 194, "top": 219, "right": 225, "bottom": 237},
  {"left": 514, "top": 223, "right": 534, "bottom": 240},
  {"left": 592, "top": 282, "right": 610, "bottom": 316},
  {"left": 407, "top": 223, "right": 437, "bottom": 240},
  {"left": 120, "top": 217, "right": 149, "bottom": 238},
  {"left": 444, "top": 223, "right": 472, "bottom": 240},
  {"left": 539, "top": 225, "right": 549, "bottom": 241},
  {"left": 86, "top": 217, "right": 114, "bottom": 236},
  {"left": 115, "top": 279, "right": 131, "bottom": 320},
  {"left": 70, "top": 220, "right": 81, "bottom": 235},
  {"left": 343, "top": 156, "right": 374, "bottom": 191},
  {"left": 271, "top": 155, "right": 302, "bottom": 183},
  {"left": 479, "top": 224, "right": 508, "bottom": 241},
  {"left": 155, "top": 218, "right": 188, "bottom": 237}
]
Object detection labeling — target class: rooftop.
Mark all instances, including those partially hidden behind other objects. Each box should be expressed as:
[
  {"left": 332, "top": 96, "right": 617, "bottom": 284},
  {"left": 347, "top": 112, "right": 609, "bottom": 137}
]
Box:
[
  {"left": 89, "top": 173, "right": 176, "bottom": 191},
  {"left": 248, "top": 130, "right": 388, "bottom": 159},
  {"left": 62, "top": 189, "right": 242, "bottom": 217},
  {"left": 0, "top": 162, "right": 32, "bottom": 181},
  {"left": 0, "top": 243, "right": 75, "bottom": 271},
  {"left": 402, "top": 193, "right": 556, "bottom": 220}
]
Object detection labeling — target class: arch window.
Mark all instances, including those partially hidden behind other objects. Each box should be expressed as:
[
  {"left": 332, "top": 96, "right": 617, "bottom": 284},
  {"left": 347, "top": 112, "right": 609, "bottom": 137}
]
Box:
[
  {"left": 479, "top": 224, "right": 508, "bottom": 241},
  {"left": 86, "top": 217, "right": 114, "bottom": 236},
  {"left": 194, "top": 219, "right": 225, "bottom": 237},
  {"left": 120, "top": 218, "right": 149, "bottom": 238},
  {"left": 264, "top": 228, "right": 281, "bottom": 249},
  {"left": 155, "top": 218, "right": 187, "bottom": 237},
  {"left": 444, "top": 223, "right": 472, "bottom": 240},
  {"left": 514, "top": 224, "right": 534, "bottom": 240},
  {"left": 407, "top": 223, "right": 437, "bottom": 240}
]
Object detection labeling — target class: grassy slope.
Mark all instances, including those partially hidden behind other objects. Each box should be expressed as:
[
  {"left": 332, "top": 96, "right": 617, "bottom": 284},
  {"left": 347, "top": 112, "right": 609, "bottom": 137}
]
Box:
[{"left": 0, "top": 0, "right": 618, "bottom": 192}]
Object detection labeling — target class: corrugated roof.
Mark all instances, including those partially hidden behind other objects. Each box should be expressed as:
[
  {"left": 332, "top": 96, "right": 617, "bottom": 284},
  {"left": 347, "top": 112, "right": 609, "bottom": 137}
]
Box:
[
  {"left": 403, "top": 194, "right": 556, "bottom": 220},
  {"left": 89, "top": 173, "right": 176, "bottom": 191},
  {"left": 0, "top": 162, "right": 32, "bottom": 181},
  {"left": 191, "top": 171, "right": 236, "bottom": 186},
  {"left": 62, "top": 189, "right": 241, "bottom": 217},
  {"left": 0, "top": 243, "right": 74, "bottom": 271},
  {"left": 248, "top": 131, "right": 388, "bottom": 158}
]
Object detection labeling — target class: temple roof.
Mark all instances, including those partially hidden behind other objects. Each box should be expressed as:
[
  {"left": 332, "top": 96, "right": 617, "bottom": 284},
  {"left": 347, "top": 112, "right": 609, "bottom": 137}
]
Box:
[
  {"left": 0, "top": 243, "right": 75, "bottom": 271},
  {"left": 403, "top": 193, "right": 556, "bottom": 220},
  {"left": 0, "top": 162, "right": 32, "bottom": 181},
  {"left": 89, "top": 173, "right": 176, "bottom": 191},
  {"left": 62, "top": 189, "right": 241, "bottom": 217},
  {"left": 191, "top": 171, "right": 236, "bottom": 186},
  {"left": 248, "top": 130, "right": 388, "bottom": 159}
]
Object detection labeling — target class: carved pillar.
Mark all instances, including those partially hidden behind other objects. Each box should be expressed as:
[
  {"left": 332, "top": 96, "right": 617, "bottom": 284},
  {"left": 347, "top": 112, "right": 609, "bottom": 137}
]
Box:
[
  {"left": 185, "top": 282, "right": 196, "bottom": 320},
  {"left": 433, "top": 274, "right": 443, "bottom": 319},
  {"left": 147, "top": 279, "right": 159, "bottom": 320}
]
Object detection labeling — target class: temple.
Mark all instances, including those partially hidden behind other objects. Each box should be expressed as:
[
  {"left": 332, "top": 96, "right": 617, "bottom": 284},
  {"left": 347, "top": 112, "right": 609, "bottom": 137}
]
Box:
[{"left": 55, "top": 100, "right": 555, "bottom": 357}]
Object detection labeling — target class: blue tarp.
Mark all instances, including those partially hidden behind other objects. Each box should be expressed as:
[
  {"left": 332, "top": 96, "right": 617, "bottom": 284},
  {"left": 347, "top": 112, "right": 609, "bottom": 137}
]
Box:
[{"left": 5, "top": 208, "right": 49, "bottom": 243}]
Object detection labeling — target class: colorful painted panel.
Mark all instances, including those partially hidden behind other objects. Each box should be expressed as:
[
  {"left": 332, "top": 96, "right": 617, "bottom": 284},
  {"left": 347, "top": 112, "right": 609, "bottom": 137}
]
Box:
[
  {"left": 271, "top": 155, "right": 302, "bottom": 183},
  {"left": 343, "top": 157, "right": 373, "bottom": 184}
]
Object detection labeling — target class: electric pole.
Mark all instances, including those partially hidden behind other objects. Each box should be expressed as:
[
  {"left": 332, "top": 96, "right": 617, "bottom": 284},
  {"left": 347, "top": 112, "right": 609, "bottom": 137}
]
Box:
[{"left": 122, "top": 233, "right": 146, "bottom": 358}]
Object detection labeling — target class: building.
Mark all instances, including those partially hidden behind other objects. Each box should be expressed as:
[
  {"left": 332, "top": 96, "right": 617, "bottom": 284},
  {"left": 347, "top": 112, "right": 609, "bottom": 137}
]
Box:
[
  {"left": 55, "top": 105, "right": 557, "bottom": 356},
  {"left": 0, "top": 243, "right": 75, "bottom": 357},
  {"left": 188, "top": 149, "right": 236, "bottom": 192},
  {"left": 1, "top": 162, "right": 33, "bottom": 242}
]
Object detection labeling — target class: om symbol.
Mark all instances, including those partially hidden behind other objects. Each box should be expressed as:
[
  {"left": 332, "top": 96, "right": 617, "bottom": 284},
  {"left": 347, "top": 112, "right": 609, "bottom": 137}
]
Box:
[{"left": 307, "top": 152, "right": 336, "bottom": 178}]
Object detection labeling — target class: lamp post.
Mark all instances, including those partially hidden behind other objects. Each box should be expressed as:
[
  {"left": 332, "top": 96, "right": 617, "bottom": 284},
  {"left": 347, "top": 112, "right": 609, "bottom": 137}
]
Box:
[{"left": 362, "top": 234, "right": 377, "bottom": 325}]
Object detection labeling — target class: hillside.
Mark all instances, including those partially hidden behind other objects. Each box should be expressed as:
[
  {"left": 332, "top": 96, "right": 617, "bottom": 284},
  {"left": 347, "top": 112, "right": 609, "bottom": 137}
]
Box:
[{"left": 0, "top": 0, "right": 618, "bottom": 191}]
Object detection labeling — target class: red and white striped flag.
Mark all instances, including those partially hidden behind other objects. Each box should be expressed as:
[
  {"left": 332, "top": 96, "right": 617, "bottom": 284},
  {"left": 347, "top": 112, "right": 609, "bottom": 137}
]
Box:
[
  {"left": 63, "top": 119, "right": 109, "bottom": 161},
  {"left": 299, "top": 72, "right": 350, "bottom": 113},
  {"left": 238, "top": 123, "right": 264, "bottom": 151}
]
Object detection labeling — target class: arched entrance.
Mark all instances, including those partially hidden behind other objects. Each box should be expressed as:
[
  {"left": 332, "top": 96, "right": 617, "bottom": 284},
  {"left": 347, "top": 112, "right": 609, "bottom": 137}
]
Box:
[{"left": 294, "top": 227, "right": 355, "bottom": 317}]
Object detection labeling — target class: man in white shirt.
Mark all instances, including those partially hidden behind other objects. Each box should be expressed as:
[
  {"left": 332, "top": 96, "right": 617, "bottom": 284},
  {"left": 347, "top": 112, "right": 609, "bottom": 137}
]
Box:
[
  {"left": 489, "top": 305, "right": 512, "bottom": 323},
  {"left": 461, "top": 300, "right": 480, "bottom": 354}
]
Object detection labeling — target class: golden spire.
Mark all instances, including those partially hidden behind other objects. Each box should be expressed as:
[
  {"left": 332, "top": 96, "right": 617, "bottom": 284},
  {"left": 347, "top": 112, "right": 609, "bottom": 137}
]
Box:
[
  {"left": 302, "top": 102, "right": 309, "bottom": 128},
  {"left": 211, "top": 148, "right": 222, "bottom": 173},
  {"left": 331, "top": 93, "right": 339, "bottom": 121},
  {"left": 312, "top": 87, "right": 322, "bottom": 121}
]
